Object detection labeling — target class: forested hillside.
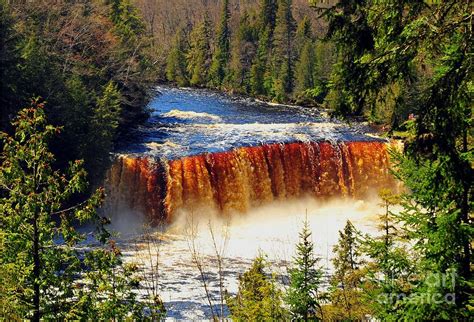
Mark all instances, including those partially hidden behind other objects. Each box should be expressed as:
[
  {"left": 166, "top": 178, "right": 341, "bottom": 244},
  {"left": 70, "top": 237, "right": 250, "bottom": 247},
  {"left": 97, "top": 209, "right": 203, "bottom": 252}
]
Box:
[
  {"left": 1, "top": 0, "right": 156, "bottom": 182},
  {"left": 157, "top": 0, "right": 336, "bottom": 106}
]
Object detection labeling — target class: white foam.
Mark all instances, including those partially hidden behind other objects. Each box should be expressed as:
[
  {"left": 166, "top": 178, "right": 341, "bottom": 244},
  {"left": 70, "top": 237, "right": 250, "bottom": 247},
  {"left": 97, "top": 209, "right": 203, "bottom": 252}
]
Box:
[{"left": 162, "top": 109, "right": 222, "bottom": 122}]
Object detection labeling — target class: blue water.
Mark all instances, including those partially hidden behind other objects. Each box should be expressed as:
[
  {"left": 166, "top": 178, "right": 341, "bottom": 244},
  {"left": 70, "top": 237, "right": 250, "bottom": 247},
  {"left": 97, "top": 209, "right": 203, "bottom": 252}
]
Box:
[{"left": 117, "top": 86, "right": 383, "bottom": 159}]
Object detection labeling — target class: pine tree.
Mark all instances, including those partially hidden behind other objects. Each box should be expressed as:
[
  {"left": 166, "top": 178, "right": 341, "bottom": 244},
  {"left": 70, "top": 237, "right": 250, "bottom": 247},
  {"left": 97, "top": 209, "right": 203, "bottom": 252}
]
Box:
[
  {"left": 226, "top": 255, "right": 287, "bottom": 320},
  {"left": 326, "top": 220, "right": 369, "bottom": 320},
  {"left": 166, "top": 28, "right": 189, "bottom": 86},
  {"left": 273, "top": 0, "right": 296, "bottom": 100},
  {"left": 209, "top": 0, "right": 231, "bottom": 87},
  {"left": 187, "top": 15, "right": 212, "bottom": 86},
  {"left": 286, "top": 218, "right": 325, "bottom": 321}
]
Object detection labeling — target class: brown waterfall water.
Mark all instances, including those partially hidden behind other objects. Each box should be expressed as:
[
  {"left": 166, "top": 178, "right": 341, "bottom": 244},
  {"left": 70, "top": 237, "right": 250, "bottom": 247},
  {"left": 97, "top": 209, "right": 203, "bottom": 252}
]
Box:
[
  {"left": 107, "top": 141, "right": 393, "bottom": 223},
  {"left": 103, "top": 86, "right": 398, "bottom": 319}
]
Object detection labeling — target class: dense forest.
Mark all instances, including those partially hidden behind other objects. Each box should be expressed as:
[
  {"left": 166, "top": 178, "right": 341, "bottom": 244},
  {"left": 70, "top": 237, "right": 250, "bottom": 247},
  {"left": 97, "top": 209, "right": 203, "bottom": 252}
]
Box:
[
  {"left": 163, "top": 0, "right": 337, "bottom": 108},
  {"left": 1, "top": 0, "right": 157, "bottom": 182},
  {"left": 1, "top": 0, "right": 472, "bottom": 320}
]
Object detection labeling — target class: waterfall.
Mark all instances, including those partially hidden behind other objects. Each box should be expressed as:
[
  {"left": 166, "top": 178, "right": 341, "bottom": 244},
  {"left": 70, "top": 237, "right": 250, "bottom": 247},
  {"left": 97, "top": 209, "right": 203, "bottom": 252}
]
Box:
[{"left": 106, "top": 141, "right": 394, "bottom": 223}]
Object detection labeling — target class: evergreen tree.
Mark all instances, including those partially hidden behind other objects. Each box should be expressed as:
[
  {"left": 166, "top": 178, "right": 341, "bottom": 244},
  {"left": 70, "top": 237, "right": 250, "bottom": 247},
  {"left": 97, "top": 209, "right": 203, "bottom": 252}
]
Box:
[
  {"left": 259, "top": 0, "right": 278, "bottom": 35},
  {"left": 294, "top": 40, "right": 315, "bottom": 94},
  {"left": 0, "top": 0, "right": 21, "bottom": 129},
  {"left": 295, "top": 15, "right": 312, "bottom": 55},
  {"left": 362, "top": 189, "right": 412, "bottom": 320},
  {"left": 226, "top": 255, "right": 287, "bottom": 320},
  {"left": 286, "top": 219, "right": 325, "bottom": 321},
  {"left": 325, "top": 220, "right": 369, "bottom": 320},
  {"left": 229, "top": 11, "right": 258, "bottom": 92},
  {"left": 166, "top": 28, "right": 189, "bottom": 86},
  {"left": 273, "top": 0, "right": 296, "bottom": 100},
  {"left": 109, "top": 0, "right": 145, "bottom": 39},
  {"left": 250, "top": 27, "right": 271, "bottom": 96},
  {"left": 0, "top": 102, "right": 164, "bottom": 320},
  {"left": 0, "top": 102, "right": 104, "bottom": 320},
  {"left": 209, "top": 0, "right": 231, "bottom": 87},
  {"left": 320, "top": 1, "right": 473, "bottom": 318},
  {"left": 187, "top": 15, "right": 212, "bottom": 86},
  {"left": 88, "top": 81, "right": 122, "bottom": 177}
]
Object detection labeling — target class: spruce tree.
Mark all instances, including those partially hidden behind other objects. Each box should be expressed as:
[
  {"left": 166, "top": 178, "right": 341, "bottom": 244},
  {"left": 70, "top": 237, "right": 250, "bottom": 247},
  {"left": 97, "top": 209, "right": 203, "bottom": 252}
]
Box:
[
  {"left": 209, "top": 0, "right": 231, "bottom": 87},
  {"left": 273, "top": 0, "right": 296, "bottom": 100},
  {"left": 362, "top": 189, "right": 412, "bottom": 320},
  {"left": 294, "top": 40, "right": 315, "bottom": 94},
  {"left": 166, "top": 27, "right": 189, "bottom": 86},
  {"left": 187, "top": 15, "right": 212, "bottom": 86},
  {"left": 295, "top": 15, "right": 312, "bottom": 55},
  {"left": 229, "top": 11, "right": 258, "bottom": 92},
  {"left": 259, "top": 0, "right": 278, "bottom": 35},
  {"left": 286, "top": 218, "right": 325, "bottom": 321},
  {"left": 87, "top": 81, "right": 122, "bottom": 177},
  {"left": 226, "top": 255, "right": 287, "bottom": 320},
  {"left": 250, "top": 27, "right": 271, "bottom": 96},
  {"left": 326, "top": 220, "right": 369, "bottom": 320}
]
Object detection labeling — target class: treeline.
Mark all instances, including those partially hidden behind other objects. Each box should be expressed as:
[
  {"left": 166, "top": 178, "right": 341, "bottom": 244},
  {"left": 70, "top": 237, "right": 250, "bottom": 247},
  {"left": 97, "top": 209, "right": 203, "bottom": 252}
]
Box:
[
  {"left": 0, "top": 0, "right": 157, "bottom": 182},
  {"left": 164, "top": 0, "right": 335, "bottom": 106}
]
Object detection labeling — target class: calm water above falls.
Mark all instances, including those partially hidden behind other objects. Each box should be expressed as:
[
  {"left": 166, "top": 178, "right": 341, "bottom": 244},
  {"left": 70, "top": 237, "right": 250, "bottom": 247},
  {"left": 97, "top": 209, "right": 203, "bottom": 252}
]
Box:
[{"left": 118, "top": 86, "right": 383, "bottom": 159}]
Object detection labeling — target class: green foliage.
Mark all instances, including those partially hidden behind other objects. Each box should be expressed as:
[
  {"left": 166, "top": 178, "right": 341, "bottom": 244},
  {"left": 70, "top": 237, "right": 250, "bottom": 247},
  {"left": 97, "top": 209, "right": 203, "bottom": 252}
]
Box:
[
  {"left": 0, "top": 0, "right": 21, "bottom": 129},
  {"left": 187, "top": 15, "right": 212, "bottom": 86},
  {"left": 87, "top": 81, "right": 122, "bottom": 176},
  {"left": 272, "top": 0, "right": 297, "bottom": 98},
  {"left": 70, "top": 240, "right": 165, "bottom": 321},
  {"left": 319, "top": 1, "right": 473, "bottom": 318},
  {"left": 0, "top": 102, "right": 104, "bottom": 319},
  {"left": 295, "top": 41, "right": 315, "bottom": 94},
  {"left": 0, "top": 0, "right": 155, "bottom": 183},
  {"left": 209, "top": 0, "right": 231, "bottom": 87},
  {"left": 229, "top": 11, "right": 258, "bottom": 92},
  {"left": 166, "top": 28, "right": 189, "bottom": 86},
  {"left": 0, "top": 102, "right": 165, "bottom": 320},
  {"left": 259, "top": 0, "right": 278, "bottom": 34},
  {"left": 110, "top": 0, "right": 145, "bottom": 40},
  {"left": 165, "top": 0, "right": 333, "bottom": 104},
  {"left": 285, "top": 219, "right": 325, "bottom": 321},
  {"left": 250, "top": 27, "right": 272, "bottom": 96},
  {"left": 226, "top": 255, "right": 287, "bottom": 321},
  {"left": 360, "top": 190, "right": 413, "bottom": 319},
  {"left": 325, "top": 220, "right": 370, "bottom": 320}
]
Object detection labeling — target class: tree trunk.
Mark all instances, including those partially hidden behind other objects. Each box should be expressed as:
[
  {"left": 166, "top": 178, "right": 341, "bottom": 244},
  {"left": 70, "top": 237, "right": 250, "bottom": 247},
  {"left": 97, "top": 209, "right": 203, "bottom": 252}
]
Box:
[{"left": 32, "top": 210, "right": 40, "bottom": 322}]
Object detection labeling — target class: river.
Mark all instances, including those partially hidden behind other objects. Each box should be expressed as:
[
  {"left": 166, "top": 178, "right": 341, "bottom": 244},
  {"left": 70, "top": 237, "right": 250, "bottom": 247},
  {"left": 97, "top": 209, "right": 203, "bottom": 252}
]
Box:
[{"left": 104, "top": 86, "right": 394, "bottom": 319}]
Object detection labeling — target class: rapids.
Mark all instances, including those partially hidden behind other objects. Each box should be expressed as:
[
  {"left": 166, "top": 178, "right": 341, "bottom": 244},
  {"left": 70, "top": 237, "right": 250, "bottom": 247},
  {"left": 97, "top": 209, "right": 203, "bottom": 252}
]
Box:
[{"left": 104, "top": 86, "right": 396, "bottom": 319}]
